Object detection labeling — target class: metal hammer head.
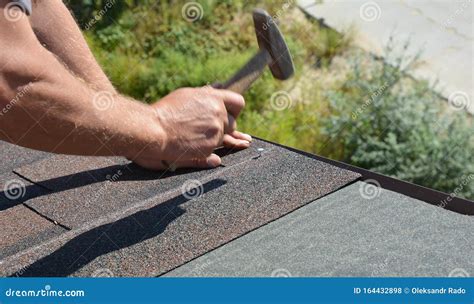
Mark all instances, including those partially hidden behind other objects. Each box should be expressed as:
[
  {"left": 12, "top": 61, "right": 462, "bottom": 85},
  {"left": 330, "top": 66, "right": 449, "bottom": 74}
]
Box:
[{"left": 253, "top": 9, "right": 295, "bottom": 80}]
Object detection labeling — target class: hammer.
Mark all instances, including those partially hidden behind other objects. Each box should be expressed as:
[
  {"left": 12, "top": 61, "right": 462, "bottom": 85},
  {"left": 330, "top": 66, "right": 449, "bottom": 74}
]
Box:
[{"left": 215, "top": 9, "right": 295, "bottom": 94}]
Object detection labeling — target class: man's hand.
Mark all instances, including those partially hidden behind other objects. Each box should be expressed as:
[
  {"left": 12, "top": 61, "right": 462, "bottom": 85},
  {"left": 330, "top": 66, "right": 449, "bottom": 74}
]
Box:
[
  {"left": 128, "top": 87, "right": 252, "bottom": 171},
  {"left": 0, "top": 1, "right": 251, "bottom": 172}
]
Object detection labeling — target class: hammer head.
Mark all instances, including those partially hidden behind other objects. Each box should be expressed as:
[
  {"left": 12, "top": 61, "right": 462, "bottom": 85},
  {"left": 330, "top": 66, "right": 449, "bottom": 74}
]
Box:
[{"left": 253, "top": 9, "right": 295, "bottom": 80}]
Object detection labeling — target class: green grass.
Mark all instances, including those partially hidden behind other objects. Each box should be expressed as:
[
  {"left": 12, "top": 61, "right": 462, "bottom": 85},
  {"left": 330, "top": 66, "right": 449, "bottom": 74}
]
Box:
[{"left": 71, "top": 0, "right": 473, "bottom": 199}]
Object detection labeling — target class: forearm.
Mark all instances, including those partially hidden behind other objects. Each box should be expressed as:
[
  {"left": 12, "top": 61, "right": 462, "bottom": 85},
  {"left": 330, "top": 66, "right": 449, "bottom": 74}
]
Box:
[
  {"left": 1, "top": 1, "right": 248, "bottom": 171},
  {"left": 0, "top": 40, "right": 162, "bottom": 157},
  {"left": 29, "top": 0, "right": 115, "bottom": 92},
  {"left": 1, "top": 91, "right": 160, "bottom": 158}
]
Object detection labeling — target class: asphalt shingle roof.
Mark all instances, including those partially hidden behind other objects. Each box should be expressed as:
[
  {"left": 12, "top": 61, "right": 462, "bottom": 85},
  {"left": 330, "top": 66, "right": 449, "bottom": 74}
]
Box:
[
  {"left": 0, "top": 205, "right": 65, "bottom": 262},
  {"left": 0, "top": 139, "right": 360, "bottom": 276},
  {"left": 166, "top": 181, "right": 474, "bottom": 277},
  {"left": 0, "top": 141, "right": 48, "bottom": 175}
]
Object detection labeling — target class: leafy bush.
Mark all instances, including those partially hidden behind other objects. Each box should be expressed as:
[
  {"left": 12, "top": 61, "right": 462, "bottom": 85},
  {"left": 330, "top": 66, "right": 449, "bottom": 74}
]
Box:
[{"left": 324, "top": 40, "right": 474, "bottom": 199}]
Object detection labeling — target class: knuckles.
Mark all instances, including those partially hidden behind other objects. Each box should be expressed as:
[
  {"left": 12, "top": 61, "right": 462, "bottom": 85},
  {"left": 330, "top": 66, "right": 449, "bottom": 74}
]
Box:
[
  {"left": 210, "top": 101, "right": 226, "bottom": 117},
  {"left": 205, "top": 120, "right": 224, "bottom": 141},
  {"left": 236, "top": 94, "right": 246, "bottom": 109},
  {"left": 159, "top": 86, "right": 242, "bottom": 159}
]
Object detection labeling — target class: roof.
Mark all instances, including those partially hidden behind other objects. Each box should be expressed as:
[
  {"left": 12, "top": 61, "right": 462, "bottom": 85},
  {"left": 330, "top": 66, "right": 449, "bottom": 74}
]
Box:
[
  {"left": 166, "top": 181, "right": 474, "bottom": 277},
  {"left": 0, "top": 139, "right": 359, "bottom": 276},
  {"left": 0, "top": 139, "right": 472, "bottom": 277}
]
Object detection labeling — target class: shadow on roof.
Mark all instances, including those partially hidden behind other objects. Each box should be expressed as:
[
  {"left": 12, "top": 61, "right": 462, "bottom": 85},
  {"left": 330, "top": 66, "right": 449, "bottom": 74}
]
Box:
[
  {"left": 14, "top": 178, "right": 226, "bottom": 277},
  {"left": 1, "top": 163, "right": 214, "bottom": 212},
  {"left": 213, "top": 146, "right": 240, "bottom": 159},
  {"left": 0, "top": 183, "right": 48, "bottom": 211}
]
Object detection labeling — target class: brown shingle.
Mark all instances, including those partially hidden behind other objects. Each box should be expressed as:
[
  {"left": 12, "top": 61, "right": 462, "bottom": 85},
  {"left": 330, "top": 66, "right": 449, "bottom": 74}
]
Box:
[
  {"left": 0, "top": 205, "right": 65, "bottom": 261},
  {"left": 0, "top": 140, "right": 360, "bottom": 276},
  {"left": 0, "top": 141, "right": 48, "bottom": 175}
]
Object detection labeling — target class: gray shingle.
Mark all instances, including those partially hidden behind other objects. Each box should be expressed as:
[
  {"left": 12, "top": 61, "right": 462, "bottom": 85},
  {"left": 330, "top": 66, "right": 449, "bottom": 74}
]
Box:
[{"left": 165, "top": 181, "right": 474, "bottom": 277}]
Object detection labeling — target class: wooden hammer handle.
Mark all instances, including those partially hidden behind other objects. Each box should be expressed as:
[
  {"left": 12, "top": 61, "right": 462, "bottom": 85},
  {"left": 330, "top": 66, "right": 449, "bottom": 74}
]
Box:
[{"left": 215, "top": 50, "right": 272, "bottom": 94}]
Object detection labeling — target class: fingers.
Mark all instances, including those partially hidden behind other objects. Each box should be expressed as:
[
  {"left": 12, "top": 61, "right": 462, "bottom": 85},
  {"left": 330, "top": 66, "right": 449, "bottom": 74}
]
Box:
[
  {"left": 222, "top": 130, "right": 253, "bottom": 148},
  {"left": 215, "top": 89, "right": 245, "bottom": 119},
  {"left": 225, "top": 114, "right": 236, "bottom": 134},
  {"left": 223, "top": 134, "right": 251, "bottom": 149},
  {"left": 133, "top": 130, "right": 252, "bottom": 172},
  {"left": 229, "top": 130, "right": 252, "bottom": 142},
  {"left": 170, "top": 153, "right": 222, "bottom": 169},
  {"left": 134, "top": 153, "right": 222, "bottom": 171},
  {"left": 198, "top": 86, "right": 244, "bottom": 135}
]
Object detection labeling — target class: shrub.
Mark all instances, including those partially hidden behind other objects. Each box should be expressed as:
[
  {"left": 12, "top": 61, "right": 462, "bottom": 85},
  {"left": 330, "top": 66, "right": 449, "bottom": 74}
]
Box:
[{"left": 323, "top": 39, "right": 474, "bottom": 199}]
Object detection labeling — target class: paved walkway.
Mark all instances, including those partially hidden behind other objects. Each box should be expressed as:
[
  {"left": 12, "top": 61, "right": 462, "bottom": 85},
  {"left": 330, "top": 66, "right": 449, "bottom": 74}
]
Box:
[{"left": 298, "top": 0, "right": 473, "bottom": 114}]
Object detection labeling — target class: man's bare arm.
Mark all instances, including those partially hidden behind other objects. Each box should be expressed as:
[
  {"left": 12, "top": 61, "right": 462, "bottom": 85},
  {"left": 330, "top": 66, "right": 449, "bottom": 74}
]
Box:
[
  {"left": 0, "top": 7, "right": 161, "bottom": 158},
  {"left": 0, "top": 2, "right": 248, "bottom": 170},
  {"left": 27, "top": 0, "right": 253, "bottom": 152},
  {"left": 29, "top": 0, "right": 115, "bottom": 92}
]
